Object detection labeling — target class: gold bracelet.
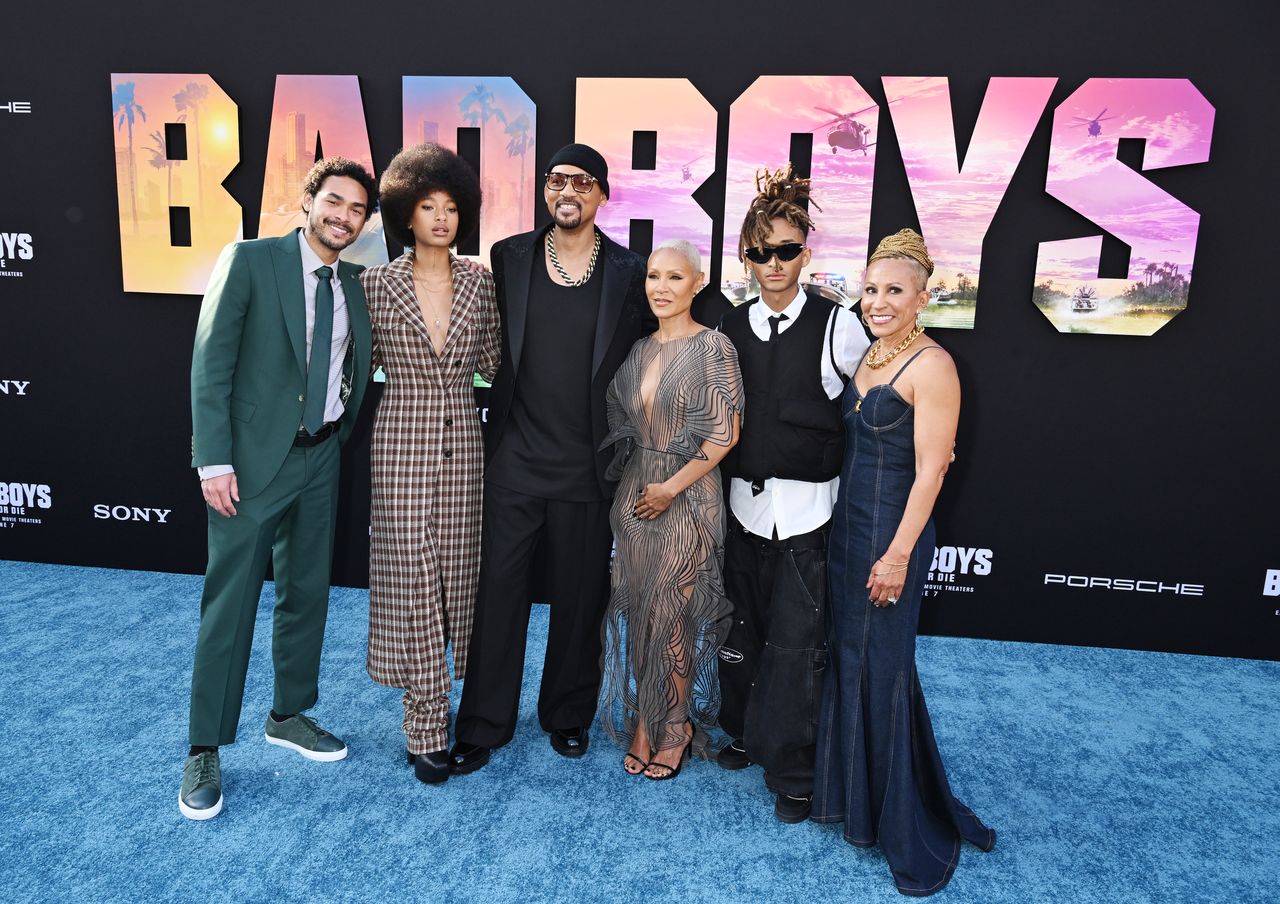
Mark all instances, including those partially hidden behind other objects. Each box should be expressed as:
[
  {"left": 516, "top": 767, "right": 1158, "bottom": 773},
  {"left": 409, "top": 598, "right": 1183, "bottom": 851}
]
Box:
[
  {"left": 877, "top": 557, "right": 909, "bottom": 567},
  {"left": 874, "top": 564, "right": 908, "bottom": 576}
]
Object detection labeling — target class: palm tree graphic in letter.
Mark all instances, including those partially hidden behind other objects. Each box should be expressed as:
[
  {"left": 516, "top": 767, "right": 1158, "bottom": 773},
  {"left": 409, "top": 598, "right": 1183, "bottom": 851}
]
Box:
[
  {"left": 459, "top": 84, "right": 506, "bottom": 128},
  {"left": 112, "top": 82, "right": 146, "bottom": 235},
  {"left": 174, "top": 82, "right": 209, "bottom": 209},
  {"left": 146, "top": 129, "right": 175, "bottom": 216},
  {"left": 504, "top": 113, "right": 532, "bottom": 231}
]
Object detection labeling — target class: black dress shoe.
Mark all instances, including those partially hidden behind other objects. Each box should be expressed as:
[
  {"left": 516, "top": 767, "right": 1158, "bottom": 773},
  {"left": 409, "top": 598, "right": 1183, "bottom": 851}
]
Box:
[
  {"left": 409, "top": 750, "right": 450, "bottom": 784},
  {"left": 716, "top": 738, "right": 752, "bottom": 770},
  {"left": 448, "top": 741, "right": 491, "bottom": 775},
  {"left": 549, "top": 727, "right": 589, "bottom": 758},
  {"left": 774, "top": 793, "right": 812, "bottom": 824}
]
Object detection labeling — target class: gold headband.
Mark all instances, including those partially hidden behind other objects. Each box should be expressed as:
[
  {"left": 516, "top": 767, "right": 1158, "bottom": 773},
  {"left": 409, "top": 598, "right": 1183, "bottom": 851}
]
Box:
[{"left": 868, "top": 228, "right": 934, "bottom": 276}]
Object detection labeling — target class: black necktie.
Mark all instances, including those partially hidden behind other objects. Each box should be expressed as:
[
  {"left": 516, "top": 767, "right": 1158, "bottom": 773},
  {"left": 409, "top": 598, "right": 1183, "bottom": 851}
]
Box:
[
  {"left": 753, "top": 312, "right": 790, "bottom": 497},
  {"left": 304, "top": 265, "right": 334, "bottom": 434}
]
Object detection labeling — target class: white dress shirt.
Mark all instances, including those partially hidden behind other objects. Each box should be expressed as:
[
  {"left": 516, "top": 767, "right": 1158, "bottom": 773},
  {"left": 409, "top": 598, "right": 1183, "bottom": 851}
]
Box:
[
  {"left": 197, "top": 230, "right": 351, "bottom": 481},
  {"left": 727, "top": 286, "right": 870, "bottom": 539}
]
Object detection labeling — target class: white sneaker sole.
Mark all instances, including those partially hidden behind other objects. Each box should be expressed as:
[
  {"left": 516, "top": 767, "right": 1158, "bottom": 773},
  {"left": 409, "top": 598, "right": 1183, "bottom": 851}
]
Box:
[
  {"left": 178, "top": 791, "right": 223, "bottom": 821},
  {"left": 264, "top": 733, "right": 348, "bottom": 762}
]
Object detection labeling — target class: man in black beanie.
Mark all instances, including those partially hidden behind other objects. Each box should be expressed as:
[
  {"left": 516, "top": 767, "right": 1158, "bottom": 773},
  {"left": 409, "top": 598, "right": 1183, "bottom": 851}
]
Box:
[{"left": 449, "top": 143, "right": 653, "bottom": 773}]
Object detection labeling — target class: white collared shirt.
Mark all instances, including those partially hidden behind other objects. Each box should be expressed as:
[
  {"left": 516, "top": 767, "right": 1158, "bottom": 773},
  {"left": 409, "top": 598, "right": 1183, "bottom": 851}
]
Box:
[
  {"left": 727, "top": 286, "right": 870, "bottom": 539},
  {"left": 197, "top": 231, "right": 351, "bottom": 481}
]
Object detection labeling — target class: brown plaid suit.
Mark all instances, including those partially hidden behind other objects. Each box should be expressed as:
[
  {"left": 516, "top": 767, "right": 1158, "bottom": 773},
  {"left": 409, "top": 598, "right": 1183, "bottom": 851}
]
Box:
[{"left": 360, "top": 252, "right": 500, "bottom": 752}]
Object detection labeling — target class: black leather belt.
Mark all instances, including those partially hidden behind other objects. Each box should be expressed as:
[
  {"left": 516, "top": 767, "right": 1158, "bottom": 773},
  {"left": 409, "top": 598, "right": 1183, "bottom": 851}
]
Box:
[{"left": 294, "top": 421, "right": 339, "bottom": 447}]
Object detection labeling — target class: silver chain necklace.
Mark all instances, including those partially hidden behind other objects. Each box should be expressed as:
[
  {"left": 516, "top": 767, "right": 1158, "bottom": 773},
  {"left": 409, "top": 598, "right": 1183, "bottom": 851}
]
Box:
[{"left": 546, "top": 229, "right": 601, "bottom": 287}]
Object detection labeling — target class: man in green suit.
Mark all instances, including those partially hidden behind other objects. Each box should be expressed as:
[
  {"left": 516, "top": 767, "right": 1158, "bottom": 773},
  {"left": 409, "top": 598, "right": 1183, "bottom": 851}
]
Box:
[{"left": 179, "top": 157, "right": 377, "bottom": 821}]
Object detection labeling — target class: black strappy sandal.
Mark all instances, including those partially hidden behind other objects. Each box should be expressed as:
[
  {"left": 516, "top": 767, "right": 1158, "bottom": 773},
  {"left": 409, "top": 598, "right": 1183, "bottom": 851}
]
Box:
[
  {"left": 644, "top": 722, "right": 694, "bottom": 781},
  {"left": 622, "top": 752, "right": 649, "bottom": 775}
]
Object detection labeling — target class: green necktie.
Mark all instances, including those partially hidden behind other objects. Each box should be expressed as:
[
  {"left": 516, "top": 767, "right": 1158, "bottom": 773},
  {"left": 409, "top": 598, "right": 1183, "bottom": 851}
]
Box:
[{"left": 303, "top": 265, "right": 334, "bottom": 434}]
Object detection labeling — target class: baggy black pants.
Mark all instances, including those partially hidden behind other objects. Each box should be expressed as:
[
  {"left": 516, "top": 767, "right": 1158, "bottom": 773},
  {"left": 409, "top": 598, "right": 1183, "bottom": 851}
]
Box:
[
  {"left": 454, "top": 483, "right": 613, "bottom": 749},
  {"left": 718, "top": 518, "right": 829, "bottom": 798}
]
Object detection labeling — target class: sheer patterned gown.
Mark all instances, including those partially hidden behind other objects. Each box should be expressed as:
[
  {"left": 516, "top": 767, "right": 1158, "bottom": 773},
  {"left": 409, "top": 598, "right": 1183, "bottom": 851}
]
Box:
[{"left": 599, "top": 329, "right": 743, "bottom": 753}]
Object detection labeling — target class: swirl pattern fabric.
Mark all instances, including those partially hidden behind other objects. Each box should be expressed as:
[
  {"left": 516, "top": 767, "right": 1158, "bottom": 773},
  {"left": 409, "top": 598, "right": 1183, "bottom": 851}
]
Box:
[{"left": 599, "top": 330, "right": 743, "bottom": 752}]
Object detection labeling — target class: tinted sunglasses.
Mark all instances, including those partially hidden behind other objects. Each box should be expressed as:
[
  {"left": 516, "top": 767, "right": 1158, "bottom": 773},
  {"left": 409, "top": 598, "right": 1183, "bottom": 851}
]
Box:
[
  {"left": 545, "top": 172, "right": 599, "bottom": 193},
  {"left": 743, "top": 242, "right": 806, "bottom": 264}
]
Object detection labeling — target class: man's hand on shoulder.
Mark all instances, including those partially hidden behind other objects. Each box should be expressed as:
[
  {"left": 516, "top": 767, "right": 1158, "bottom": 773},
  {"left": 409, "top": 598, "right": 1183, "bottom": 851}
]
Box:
[{"left": 202, "top": 473, "right": 239, "bottom": 518}]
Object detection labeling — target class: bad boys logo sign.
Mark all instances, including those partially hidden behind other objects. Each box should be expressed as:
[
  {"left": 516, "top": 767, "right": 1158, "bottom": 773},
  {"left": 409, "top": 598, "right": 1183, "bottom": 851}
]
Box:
[
  {"left": 108, "top": 73, "right": 1213, "bottom": 337},
  {"left": 923, "top": 545, "right": 993, "bottom": 598},
  {"left": 0, "top": 481, "right": 52, "bottom": 530},
  {"left": 0, "top": 232, "right": 33, "bottom": 277}
]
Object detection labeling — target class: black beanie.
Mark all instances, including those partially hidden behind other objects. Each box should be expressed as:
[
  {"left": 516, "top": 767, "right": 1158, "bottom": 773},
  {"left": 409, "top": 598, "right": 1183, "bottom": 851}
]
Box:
[{"left": 547, "top": 143, "right": 610, "bottom": 198}]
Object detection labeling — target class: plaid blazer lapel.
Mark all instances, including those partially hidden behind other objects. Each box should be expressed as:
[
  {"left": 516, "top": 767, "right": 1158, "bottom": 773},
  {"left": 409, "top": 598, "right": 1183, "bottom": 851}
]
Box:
[
  {"left": 443, "top": 257, "right": 481, "bottom": 357},
  {"left": 383, "top": 252, "right": 430, "bottom": 342}
]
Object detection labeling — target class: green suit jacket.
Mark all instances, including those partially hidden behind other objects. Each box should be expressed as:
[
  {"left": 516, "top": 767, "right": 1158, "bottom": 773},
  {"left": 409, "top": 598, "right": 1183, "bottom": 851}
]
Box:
[{"left": 190, "top": 230, "right": 372, "bottom": 500}]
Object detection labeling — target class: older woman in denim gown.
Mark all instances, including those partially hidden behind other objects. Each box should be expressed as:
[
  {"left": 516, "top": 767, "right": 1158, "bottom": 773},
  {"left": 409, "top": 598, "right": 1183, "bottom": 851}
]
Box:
[{"left": 813, "top": 229, "right": 994, "bottom": 897}]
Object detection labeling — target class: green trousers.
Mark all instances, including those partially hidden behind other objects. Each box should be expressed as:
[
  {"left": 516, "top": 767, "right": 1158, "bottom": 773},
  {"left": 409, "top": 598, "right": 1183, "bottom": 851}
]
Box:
[{"left": 188, "top": 439, "right": 340, "bottom": 746}]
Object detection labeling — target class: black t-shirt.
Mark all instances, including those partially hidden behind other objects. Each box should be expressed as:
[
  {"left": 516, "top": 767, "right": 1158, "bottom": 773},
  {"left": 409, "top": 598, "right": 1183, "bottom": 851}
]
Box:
[{"left": 487, "top": 247, "right": 605, "bottom": 501}]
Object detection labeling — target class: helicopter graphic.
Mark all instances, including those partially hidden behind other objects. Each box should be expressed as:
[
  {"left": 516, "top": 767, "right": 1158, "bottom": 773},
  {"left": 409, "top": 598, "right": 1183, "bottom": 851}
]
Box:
[
  {"left": 809, "top": 105, "right": 880, "bottom": 155},
  {"left": 681, "top": 156, "right": 703, "bottom": 182},
  {"left": 1070, "top": 108, "right": 1118, "bottom": 138}
]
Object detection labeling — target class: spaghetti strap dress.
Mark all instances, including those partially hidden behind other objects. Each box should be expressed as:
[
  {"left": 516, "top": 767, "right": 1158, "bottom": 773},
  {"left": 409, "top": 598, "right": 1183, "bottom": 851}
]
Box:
[
  {"left": 598, "top": 329, "right": 743, "bottom": 752},
  {"left": 813, "top": 346, "right": 995, "bottom": 897}
]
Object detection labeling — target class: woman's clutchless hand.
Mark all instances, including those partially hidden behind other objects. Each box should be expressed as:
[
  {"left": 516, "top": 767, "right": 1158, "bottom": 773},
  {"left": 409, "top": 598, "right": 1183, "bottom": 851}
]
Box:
[
  {"left": 867, "top": 555, "right": 908, "bottom": 607},
  {"left": 634, "top": 482, "right": 676, "bottom": 520}
]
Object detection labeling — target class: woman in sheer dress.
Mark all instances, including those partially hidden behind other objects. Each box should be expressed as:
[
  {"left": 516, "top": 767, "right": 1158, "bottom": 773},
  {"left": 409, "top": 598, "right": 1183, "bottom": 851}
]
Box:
[{"left": 598, "top": 239, "right": 743, "bottom": 780}]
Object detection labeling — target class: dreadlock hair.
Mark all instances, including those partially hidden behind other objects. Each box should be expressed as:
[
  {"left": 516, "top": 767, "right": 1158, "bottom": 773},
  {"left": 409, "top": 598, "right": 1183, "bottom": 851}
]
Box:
[{"left": 737, "top": 162, "right": 821, "bottom": 262}]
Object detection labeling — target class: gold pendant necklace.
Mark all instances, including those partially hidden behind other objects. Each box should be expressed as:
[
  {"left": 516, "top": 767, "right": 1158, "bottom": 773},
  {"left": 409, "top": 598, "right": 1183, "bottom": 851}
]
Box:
[
  {"left": 865, "top": 323, "right": 924, "bottom": 369},
  {"left": 413, "top": 271, "right": 451, "bottom": 331}
]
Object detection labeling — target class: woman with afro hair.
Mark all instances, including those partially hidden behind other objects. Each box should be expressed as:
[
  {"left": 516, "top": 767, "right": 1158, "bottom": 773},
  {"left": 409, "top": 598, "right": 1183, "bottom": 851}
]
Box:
[{"left": 359, "top": 143, "right": 500, "bottom": 784}]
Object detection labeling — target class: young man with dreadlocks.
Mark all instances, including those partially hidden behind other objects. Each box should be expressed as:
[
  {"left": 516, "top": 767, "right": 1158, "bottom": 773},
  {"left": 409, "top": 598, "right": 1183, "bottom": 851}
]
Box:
[{"left": 715, "top": 164, "right": 869, "bottom": 823}]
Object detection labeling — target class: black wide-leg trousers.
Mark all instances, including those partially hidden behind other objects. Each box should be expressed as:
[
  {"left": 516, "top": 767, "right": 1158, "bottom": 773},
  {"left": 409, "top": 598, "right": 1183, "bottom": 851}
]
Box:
[
  {"left": 455, "top": 482, "right": 613, "bottom": 749},
  {"left": 718, "top": 518, "right": 830, "bottom": 798}
]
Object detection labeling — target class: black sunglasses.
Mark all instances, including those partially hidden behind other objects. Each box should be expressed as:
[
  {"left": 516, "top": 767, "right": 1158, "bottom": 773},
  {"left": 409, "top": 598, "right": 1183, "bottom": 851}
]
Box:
[
  {"left": 743, "top": 242, "right": 806, "bottom": 264},
  {"left": 545, "top": 172, "right": 599, "bottom": 193}
]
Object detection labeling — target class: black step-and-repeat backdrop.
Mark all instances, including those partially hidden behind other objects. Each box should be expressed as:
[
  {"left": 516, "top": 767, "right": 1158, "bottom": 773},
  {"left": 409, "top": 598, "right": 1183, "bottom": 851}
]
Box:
[{"left": 1, "top": 1, "right": 1276, "bottom": 660}]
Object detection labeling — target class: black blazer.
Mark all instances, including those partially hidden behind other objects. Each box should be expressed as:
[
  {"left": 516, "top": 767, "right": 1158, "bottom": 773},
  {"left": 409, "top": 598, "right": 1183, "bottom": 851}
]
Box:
[{"left": 485, "top": 225, "right": 654, "bottom": 497}]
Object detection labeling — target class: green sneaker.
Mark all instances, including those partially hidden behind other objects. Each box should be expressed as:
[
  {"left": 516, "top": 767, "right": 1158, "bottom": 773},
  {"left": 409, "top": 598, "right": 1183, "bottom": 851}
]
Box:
[
  {"left": 178, "top": 750, "right": 223, "bottom": 821},
  {"left": 263, "top": 713, "right": 348, "bottom": 762}
]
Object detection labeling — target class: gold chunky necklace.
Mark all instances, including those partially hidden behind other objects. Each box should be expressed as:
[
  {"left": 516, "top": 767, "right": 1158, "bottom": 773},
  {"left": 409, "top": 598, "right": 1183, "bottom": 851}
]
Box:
[
  {"left": 865, "top": 323, "right": 924, "bottom": 369},
  {"left": 546, "top": 229, "right": 601, "bottom": 286}
]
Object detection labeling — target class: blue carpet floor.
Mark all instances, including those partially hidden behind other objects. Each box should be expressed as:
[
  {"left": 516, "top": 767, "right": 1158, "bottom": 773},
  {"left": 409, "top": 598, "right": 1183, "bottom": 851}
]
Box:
[{"left": 0, "top": 560, "right": 1275, "bottom": 903}]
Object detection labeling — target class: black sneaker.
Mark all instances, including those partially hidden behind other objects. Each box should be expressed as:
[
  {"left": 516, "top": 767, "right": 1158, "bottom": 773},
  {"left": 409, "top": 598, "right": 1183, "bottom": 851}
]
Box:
[
  {"left": 716, "top": 738, "right": 752, "bottom": 770},
  {"left": 178, "top": 750, "right": 223, "bottom": 821},
  {"left": 774, "top": 793, "right": 812, "bottom": 824}
]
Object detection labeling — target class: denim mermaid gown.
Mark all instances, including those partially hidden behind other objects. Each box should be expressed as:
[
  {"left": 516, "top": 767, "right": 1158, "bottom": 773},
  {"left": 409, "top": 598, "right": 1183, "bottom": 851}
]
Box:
[{"left": 812, "top": 347, "right": 995, "bottom": 897}]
